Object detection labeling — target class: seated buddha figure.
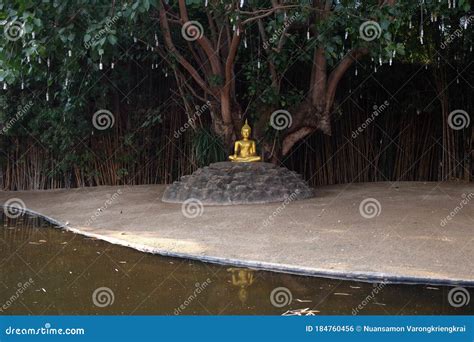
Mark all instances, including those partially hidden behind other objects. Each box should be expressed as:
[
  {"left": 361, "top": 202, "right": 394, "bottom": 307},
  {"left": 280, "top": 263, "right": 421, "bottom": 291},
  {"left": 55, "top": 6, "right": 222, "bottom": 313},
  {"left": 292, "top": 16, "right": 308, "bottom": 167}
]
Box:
[{"left": 229, "top": 120, "right": 261, "bottom": 162}]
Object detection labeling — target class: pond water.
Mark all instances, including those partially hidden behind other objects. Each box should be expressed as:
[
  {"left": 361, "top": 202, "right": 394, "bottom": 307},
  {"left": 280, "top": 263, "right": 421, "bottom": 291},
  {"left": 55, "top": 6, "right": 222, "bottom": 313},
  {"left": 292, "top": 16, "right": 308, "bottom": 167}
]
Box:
[{"left": 0, "top": 210, "right": 472, "bottom": 315}]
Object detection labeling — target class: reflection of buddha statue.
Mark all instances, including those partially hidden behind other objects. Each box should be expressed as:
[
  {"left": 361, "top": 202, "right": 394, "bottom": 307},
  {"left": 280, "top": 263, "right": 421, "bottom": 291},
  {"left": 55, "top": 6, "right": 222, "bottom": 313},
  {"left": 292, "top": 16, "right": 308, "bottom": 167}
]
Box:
[
  {"left": 229, "top": 268, "right": 255, "bottom": 288},
  {"left": 229, "top": 120, "right": 261, "bottom": 162},
  {"left": 227, "top": 268, "right": 255, "bottom": 305}
]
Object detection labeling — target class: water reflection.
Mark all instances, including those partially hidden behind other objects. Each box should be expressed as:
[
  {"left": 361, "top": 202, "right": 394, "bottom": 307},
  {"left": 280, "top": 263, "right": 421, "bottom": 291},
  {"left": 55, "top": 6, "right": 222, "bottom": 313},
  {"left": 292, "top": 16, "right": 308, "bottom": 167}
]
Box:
[
  {"left": 228, "top": 268, "right": 255, "bottom": 305},
  {"left": 0, "top": 210, "right": 472, "bottom": 315}
]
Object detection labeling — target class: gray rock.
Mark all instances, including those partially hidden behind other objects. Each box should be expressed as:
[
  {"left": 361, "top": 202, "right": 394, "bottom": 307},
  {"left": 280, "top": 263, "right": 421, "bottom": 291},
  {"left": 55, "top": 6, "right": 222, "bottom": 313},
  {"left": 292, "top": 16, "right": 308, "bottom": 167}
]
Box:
[{"left": 162, "top": 162, "right": 314, "bottom": 205}]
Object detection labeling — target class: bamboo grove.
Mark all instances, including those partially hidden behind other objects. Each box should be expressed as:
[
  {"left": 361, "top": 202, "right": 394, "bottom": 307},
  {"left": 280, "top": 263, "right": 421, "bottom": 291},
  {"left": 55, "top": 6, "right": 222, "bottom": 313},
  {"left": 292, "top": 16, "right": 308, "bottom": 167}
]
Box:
[{"left": 0, "top": 0, "right": 472, "bottom": 190}]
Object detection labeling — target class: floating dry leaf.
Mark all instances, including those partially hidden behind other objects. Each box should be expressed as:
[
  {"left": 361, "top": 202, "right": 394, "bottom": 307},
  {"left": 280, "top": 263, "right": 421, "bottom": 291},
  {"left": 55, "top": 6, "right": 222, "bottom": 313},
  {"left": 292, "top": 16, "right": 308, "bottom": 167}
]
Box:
[{"left": 282, "top": 308, "right": 320, "bottom": 316}]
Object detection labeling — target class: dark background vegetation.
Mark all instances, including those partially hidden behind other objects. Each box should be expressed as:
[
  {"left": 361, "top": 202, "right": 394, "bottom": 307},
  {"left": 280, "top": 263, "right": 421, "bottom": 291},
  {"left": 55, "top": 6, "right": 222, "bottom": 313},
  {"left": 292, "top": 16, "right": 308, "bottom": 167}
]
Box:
[
  {"left": 0, "top": 0, "right": 472, "bottom": 190},
  {"left": 2, "top": 61, "right": 472, "bottom": 189}
]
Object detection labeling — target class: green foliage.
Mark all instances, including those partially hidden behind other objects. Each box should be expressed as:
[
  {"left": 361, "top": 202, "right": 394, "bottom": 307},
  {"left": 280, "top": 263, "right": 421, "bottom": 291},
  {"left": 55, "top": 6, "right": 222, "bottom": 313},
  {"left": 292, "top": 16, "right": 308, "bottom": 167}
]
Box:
[
  {"left": 192, "top": 128, "right": 226, "bottom": 167},
  {"left": 0, "top": 0, "right": 471, "bottom": 183}
]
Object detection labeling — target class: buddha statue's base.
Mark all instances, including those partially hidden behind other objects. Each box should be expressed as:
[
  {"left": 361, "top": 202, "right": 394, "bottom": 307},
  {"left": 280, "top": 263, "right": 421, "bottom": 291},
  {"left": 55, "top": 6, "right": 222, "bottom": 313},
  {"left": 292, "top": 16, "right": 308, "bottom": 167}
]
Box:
[{"left": 162, "top": 162, "right": 314, "bottom": 205}]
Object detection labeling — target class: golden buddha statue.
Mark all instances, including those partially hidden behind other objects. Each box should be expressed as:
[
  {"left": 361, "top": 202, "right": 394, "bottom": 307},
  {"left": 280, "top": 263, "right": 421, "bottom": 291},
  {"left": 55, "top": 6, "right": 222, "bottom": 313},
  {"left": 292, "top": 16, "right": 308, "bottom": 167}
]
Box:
[{"left": 229, "top": 120, "right": 261, "bottom": 162}]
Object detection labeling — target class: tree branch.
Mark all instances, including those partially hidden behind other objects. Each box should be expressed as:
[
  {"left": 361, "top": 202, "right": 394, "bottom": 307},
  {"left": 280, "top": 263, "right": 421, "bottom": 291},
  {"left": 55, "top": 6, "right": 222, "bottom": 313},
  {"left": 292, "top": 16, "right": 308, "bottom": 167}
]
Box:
[
  {"left": 158, "top": 2, "right": 214, "bottom": 96},
  {"left": 325, "top": 50, "right": 368, "bottom": 114},
  {"left": 178, "top": 0, "right": 222, "bottom": 76}
]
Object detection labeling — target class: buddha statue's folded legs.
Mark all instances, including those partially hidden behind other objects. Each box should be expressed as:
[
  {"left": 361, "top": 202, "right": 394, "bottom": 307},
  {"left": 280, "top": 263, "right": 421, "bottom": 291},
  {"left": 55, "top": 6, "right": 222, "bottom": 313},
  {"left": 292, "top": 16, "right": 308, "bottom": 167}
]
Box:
[{"left": 229, "top": 155, "right": 261, "bottom": 162}]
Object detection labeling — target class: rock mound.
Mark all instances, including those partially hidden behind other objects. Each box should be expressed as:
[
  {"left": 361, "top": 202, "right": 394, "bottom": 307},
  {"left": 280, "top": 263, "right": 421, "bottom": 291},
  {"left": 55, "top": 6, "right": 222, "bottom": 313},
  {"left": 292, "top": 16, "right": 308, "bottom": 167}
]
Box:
[{"left": 162, "top": 162, "right": 313, "bottom": 205}]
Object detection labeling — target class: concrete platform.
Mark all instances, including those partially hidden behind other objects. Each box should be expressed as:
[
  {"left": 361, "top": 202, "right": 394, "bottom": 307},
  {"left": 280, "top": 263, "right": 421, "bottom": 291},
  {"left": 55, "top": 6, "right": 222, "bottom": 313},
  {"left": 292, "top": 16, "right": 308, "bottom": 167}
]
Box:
[{"left": 1, "top": 182, "right": 473, "bottom": 286}]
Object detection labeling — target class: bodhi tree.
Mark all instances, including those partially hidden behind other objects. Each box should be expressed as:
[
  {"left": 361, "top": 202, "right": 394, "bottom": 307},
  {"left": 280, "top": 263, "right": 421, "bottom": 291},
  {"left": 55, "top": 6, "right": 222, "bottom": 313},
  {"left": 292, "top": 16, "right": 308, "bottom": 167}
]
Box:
[
  {"left": 155, "top": 0, "right": 471, "bottom": 161},
  {"left": 1, "top": 0, "right": 471, "bottom": 164},
  {"left": 157, "top": 0, "right": 316, "bottom": 148}
]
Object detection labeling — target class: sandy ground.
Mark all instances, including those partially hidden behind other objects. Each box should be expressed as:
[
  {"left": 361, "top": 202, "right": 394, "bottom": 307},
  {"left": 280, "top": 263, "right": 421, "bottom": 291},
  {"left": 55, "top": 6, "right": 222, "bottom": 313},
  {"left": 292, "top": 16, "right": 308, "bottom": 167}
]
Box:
[{"left": 1, "top": 182, "right": 473, "bottom": 285}]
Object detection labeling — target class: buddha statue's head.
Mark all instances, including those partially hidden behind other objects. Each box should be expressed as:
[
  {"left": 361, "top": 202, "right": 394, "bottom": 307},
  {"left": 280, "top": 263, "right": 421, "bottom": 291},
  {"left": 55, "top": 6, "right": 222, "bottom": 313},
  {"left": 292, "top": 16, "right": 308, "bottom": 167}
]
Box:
[{"left": 241, "top": 119, "right": 251, "bottom": 139}]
